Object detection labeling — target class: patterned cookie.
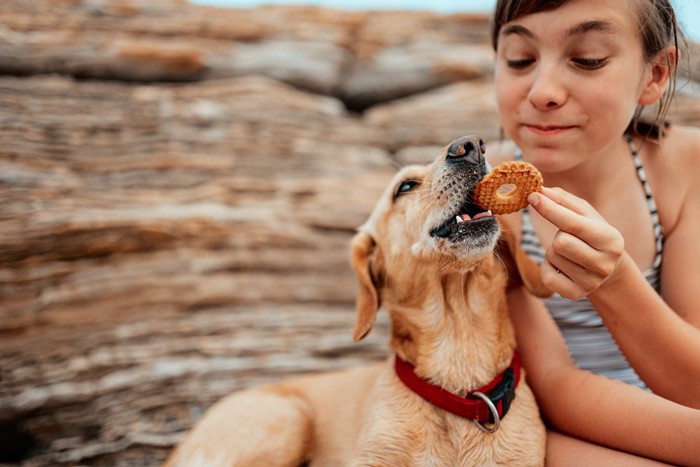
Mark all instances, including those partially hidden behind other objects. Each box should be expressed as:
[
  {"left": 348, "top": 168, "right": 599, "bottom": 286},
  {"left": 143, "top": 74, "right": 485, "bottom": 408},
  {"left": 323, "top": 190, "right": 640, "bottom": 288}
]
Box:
[{"left": 473, "top": 161, "right": 543, "bottom": 214}]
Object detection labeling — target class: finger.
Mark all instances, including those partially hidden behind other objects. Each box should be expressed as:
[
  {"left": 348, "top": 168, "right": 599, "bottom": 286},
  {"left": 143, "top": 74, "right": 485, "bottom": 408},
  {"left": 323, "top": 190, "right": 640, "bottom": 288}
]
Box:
[
  {"left": 528, "top": 187, "right": 597, "bottom": 220},
  {"left": 539, "top": 187, "right": 602, "bottom": 219},
  {"left": 549, "top": 231, "right": 614, "bottom": 277},
  {"left": 545, "top": 247, "right": 603, "bottom": 295},
  {"left": 540, "top": 260, "right": 587, "bottom": 300},
  {"left": 527, "top": 192, "right": 612, "bottom": 249},
  {"left": 527, "top": 191, "right": 591, "bottom": 236},
  {"left": 546, "top": 247, "right": 583, "bottom": 278}
]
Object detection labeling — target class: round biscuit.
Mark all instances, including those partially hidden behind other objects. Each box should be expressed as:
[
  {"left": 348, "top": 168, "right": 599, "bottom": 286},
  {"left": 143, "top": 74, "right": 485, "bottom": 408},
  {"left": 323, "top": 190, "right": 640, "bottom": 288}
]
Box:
[{"left": 473, "top": 161, "right": 543, "bottom": 215}]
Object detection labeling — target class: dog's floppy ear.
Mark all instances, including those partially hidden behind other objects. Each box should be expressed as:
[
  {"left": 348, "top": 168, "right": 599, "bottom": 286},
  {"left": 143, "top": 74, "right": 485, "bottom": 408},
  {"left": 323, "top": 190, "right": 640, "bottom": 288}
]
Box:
[
  {"left": 497, "top": 216, "right": 552, "bottom": 298},
  {"left": 350, "top": 231, "right": 382, "bottom": 341}
]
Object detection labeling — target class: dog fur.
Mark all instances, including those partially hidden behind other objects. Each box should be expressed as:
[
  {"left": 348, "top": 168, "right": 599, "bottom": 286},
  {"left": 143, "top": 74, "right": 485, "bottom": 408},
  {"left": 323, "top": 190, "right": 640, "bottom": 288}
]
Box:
[{"left": 165, "top": 135, "right": 549, "bottom": 467}]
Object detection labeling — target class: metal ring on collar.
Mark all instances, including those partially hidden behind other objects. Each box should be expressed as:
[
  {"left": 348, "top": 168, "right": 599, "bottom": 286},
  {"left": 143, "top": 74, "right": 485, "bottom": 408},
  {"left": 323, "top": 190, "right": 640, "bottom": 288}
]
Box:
[{"left": 471, "top": 391, "right": 501, "bottom": 433}]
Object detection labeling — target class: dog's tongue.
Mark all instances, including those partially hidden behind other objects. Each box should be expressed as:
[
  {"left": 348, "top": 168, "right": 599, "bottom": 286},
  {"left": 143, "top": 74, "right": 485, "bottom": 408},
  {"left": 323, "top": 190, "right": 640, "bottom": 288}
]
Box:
[
  {"left": 461, "top": 211, "right": 492, "bottom": 222},
  {"left": 473, "top": 211, "right": 492, "bottom": 219}
]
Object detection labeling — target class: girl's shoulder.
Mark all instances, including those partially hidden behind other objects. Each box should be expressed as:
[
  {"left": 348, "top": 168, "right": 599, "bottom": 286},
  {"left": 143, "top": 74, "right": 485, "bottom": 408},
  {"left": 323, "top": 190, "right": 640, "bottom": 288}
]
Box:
[
  {"left": 642, "top": 124, "right": 700, "bottom": 234},
  {"left": 650, "top": 125, "right": 700, "bottom": 184},
  {"left": 661, "top": 125, "right": 700, "bottom": 164}
]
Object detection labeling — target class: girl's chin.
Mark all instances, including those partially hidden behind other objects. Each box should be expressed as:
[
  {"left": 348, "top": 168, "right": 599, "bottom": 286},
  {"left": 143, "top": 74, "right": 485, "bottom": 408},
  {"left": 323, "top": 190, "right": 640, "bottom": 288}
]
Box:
[{"left": 517, "top": 146, "right": 579, "bottom": 173}]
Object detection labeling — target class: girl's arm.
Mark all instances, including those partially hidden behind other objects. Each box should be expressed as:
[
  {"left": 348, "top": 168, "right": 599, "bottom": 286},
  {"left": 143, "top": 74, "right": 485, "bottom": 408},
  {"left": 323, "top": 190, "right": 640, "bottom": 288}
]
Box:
[
  {"left": 507, "top": 286, "right": 700, "bottom": 466},
  {"left": 528, "top": 184, "right": 700, "bottom": 408}
]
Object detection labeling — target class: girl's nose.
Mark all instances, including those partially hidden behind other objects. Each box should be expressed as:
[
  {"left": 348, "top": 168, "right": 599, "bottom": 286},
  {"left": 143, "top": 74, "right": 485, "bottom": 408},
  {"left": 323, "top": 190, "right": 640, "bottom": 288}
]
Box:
[{"left": 527, "top": 64, "right": 567, "bottom": 110}]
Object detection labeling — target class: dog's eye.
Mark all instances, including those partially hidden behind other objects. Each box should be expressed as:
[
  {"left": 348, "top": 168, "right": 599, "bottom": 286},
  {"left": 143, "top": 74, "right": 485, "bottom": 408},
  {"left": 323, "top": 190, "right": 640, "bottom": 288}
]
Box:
[{"left": 395, "top": 179, "right": 420, "bottom": 199}]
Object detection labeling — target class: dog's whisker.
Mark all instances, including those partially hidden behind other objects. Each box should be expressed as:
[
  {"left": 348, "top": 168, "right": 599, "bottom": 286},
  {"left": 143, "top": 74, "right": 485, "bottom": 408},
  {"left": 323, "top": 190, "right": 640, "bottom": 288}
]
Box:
[
  {"left": 411, "top": 192, "right": 430, "bottom": 204},
  {"left": 418, "top": 199, "right": 436, "bottom": 228},
  {"left": 493, "top": 249, "right": 509, "bottom": 280},
  {"left": 411, "top": 191, "right": 434, "bottom": 204},
  {"left": 410, "top": 182, "right": 433, "bottom": 194},
  {"left": 493, "top": 231, "right": 520, "bottom": 279},
  {"left": 408, "top": 191, "right": 436, "bottom": 214}
]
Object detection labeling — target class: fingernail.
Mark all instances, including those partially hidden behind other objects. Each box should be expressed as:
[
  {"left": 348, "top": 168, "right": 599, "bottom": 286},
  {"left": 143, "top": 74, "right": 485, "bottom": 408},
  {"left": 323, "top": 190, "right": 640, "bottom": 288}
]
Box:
[{"left": 528, "top": 192, "right": 540, "bottom": 206}]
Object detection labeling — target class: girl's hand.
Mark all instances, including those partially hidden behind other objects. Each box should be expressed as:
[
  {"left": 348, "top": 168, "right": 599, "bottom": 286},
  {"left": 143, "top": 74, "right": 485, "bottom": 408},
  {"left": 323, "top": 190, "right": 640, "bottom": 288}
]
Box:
[{"left": 527, "top": 187, "right": 625, "bottom": 300}]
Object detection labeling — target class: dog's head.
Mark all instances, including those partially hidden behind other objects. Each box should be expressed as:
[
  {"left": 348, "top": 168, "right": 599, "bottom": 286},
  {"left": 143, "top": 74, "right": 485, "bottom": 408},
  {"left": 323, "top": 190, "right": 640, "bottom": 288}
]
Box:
[{"left": 351, "top": 135, "right": 550, "bottom": 341}]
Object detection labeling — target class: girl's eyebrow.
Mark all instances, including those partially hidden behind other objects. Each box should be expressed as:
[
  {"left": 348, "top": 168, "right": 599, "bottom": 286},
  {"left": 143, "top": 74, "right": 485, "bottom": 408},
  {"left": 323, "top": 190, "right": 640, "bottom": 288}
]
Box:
[
  {"left": 565, "top": 20, "right": 617, "bottom": 37},
  {"left": 500, "top": 24, "right": 534, "bottom": 40},
  {"left": 500, "top": 19, "right": 618, "bottom": 41}
]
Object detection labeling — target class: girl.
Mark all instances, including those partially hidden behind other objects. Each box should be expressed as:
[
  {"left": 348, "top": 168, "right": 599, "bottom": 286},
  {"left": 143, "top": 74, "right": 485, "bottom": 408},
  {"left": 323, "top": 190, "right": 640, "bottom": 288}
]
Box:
[{"left": 488, "top": 0, "right": 700, "bottom": 464}]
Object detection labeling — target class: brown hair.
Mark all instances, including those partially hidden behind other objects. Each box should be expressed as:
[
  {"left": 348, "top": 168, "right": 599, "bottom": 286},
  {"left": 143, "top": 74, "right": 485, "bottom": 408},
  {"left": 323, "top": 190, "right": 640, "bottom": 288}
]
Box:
[{"left": 491, "top": 0, "right": 688, "bottom": 139}]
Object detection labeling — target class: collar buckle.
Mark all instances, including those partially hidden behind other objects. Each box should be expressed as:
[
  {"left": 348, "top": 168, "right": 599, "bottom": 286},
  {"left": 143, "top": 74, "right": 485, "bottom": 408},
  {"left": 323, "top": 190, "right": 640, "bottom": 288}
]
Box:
[
  {"left": 471, "top": 391, "right": 501, "bottom": 433},
  {"left": 481, "top": 367, "right": 516, "bottom": 423}
]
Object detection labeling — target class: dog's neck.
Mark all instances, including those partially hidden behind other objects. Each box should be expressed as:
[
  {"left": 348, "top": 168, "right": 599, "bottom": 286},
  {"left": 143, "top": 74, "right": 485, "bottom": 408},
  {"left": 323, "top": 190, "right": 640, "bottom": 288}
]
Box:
[{"left": 387, "top": 255, "right": 517, "bottom": 396}]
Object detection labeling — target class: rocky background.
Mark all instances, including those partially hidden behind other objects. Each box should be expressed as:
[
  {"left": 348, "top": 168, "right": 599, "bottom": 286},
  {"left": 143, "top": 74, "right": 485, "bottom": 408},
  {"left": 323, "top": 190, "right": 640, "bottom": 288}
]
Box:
[{"left": 0, "top": 0, "right": 698, "bottom": 465}]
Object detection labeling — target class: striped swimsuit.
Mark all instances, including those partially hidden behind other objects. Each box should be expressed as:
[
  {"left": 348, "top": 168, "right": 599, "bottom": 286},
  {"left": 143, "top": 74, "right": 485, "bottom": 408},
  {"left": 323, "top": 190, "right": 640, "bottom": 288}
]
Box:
[{"left": 517, "top": 135, "right": 664, "bottom": 389}]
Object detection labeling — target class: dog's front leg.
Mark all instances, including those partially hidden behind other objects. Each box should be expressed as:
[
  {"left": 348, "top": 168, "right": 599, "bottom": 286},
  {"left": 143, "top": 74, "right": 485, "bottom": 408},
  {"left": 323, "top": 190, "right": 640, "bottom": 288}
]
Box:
[{"left": 164, "top": 386, "right": 314, "bottom": 467}]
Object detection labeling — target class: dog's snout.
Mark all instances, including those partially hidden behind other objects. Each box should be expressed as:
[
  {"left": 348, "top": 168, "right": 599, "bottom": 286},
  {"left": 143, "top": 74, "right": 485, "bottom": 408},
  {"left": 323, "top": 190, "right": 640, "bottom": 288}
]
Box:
[{"left": 446, "top": 136, "right": 485, "bottom": 165}]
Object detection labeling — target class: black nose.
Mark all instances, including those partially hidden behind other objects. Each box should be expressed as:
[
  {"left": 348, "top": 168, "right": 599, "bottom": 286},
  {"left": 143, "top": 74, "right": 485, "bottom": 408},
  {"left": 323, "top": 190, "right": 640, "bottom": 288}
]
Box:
[{"left": 446, "top": 135, "right": 485, "bottom": 165}]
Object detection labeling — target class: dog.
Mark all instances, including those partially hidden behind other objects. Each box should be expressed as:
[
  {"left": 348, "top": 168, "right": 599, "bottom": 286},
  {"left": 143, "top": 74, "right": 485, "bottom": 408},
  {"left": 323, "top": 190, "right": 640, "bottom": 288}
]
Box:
[{"left": 165, "top": 135, "right": 550, "bottom": 466}]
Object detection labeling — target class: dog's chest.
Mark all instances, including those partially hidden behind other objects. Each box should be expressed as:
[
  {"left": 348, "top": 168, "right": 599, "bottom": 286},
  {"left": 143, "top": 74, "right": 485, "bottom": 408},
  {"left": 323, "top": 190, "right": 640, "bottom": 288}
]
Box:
[
  {"left": 351, "top": 395, "right": 544, "bottom": 466},
  {"left": 353, "top": 413, "right": 523, "bottom": 466},
  {"left": 346, "top": 366, "right": 545, "bottom": 466}
]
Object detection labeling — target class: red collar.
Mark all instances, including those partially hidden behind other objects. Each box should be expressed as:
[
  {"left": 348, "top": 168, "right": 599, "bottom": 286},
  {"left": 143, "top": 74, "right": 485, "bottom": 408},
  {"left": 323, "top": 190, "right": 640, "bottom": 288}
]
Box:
[{"left": 394, "top": 351, "right": 521, "bottom": 427}]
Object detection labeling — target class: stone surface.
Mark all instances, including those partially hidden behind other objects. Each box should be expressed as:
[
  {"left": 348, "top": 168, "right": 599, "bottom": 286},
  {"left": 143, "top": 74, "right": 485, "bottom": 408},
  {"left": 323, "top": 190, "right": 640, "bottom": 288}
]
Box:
[{"left": 0, "top": 1, "right": 698, "bottom": 465}]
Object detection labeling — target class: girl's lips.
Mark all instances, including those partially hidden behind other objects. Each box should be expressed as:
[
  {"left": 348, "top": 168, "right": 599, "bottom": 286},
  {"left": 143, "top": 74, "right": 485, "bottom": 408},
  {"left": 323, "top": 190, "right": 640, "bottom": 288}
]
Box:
[{"left": 524, "top": 124, "right": 577, "bottom": 135}]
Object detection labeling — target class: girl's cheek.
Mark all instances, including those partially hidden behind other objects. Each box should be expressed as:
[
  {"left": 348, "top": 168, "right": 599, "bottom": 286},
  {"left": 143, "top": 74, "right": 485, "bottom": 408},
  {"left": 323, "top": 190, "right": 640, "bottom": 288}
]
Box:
[{"left": 495, "top": 75, "right": 522, "bottom": 116}]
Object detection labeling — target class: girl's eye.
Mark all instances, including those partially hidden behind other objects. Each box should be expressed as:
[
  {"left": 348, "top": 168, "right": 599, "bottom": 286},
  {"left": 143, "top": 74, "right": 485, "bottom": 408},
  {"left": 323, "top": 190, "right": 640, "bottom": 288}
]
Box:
[
  {"left": 506, "top": 59, "right": 535, "bottom": 69},
  {"left": 395, "top": 180, "right": 420, "bottom": 198},
  {"left": 572, "top": 58, "right": 607, "bottom": 70}
]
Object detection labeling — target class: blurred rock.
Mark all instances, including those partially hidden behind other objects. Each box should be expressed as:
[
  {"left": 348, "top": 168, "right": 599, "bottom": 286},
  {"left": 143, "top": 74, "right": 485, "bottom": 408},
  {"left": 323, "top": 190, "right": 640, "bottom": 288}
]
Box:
[
  {"left": 0, "top": 71, "right": 395, "bottom": 466},
  {"left": 0, "top": 0, "right": 491, "bottom": 103}
]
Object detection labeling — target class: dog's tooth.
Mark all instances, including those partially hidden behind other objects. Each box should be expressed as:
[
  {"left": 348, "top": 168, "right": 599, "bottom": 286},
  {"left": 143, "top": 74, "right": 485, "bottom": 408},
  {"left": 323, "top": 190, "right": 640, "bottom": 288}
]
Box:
[{"left": 455, "top": 215, "right": 464, "bottom": 223}]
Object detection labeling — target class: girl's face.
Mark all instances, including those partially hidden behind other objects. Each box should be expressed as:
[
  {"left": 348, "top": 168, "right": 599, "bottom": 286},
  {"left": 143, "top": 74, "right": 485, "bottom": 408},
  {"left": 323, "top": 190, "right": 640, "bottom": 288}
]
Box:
[{"left": 494, "top": 0, "right": 657, "bottom": 171}]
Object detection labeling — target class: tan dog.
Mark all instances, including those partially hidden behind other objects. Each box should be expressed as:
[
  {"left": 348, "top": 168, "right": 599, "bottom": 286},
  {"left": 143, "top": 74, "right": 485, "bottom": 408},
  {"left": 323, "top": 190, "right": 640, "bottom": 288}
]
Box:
[{"left": 165, "top": 135, "right": 550, "bottom": 467}]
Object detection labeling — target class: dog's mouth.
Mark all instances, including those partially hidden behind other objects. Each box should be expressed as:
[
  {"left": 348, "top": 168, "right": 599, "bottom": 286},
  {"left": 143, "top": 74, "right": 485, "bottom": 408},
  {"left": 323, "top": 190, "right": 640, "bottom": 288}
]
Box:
[{"left": 430, "top": 199, "right": 495, "bottom": 239}]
